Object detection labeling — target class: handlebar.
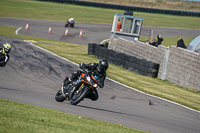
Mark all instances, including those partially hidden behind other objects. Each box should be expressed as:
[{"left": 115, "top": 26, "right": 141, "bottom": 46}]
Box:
[{"left": 79, "top": 63, "right": 91, "bottom": 73}]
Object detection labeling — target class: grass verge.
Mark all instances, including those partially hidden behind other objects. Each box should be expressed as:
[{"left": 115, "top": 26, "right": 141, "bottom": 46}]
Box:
[
  {"left": 0, "top": 99, "right": 146, "bottom": 133},
  {"left": 0, "top": 0, "right": 200, "bottom": 29},
  {"left": 83, "top": 0, "right": 200, "bottom": 11},
  {"left": 0, "top": 25, "right": 199, "bottom": 112}
]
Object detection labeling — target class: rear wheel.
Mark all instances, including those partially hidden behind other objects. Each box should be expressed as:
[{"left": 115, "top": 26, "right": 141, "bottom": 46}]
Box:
[
  {"left": 55, "top": 89, "right": 66, "bottom": 102},
  {"left": 70, "top": 87, "right": 89, "bottom": 105}
]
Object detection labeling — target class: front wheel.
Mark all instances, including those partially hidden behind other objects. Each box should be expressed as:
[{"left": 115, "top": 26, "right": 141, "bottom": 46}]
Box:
[
  {"left": 55, "top": 89, "right": 66, "bottom": 102},
  {"left": 70, "top": 87, "right": 89, "bottom": 105}
]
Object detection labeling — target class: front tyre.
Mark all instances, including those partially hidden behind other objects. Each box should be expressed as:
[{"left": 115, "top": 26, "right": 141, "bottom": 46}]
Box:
[
  {"left": 55, "top": 89, "right": 66, "bottom": 102},
  {"left": 70, "top": 87, "right": 89, "bottom": 105}
]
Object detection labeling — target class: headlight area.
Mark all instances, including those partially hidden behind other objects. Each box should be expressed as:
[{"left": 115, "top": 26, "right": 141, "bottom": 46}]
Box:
[
  {"left": 86, "top": 76, "right": 91, "bottom": 82},
  {"left": 86, "top": 75, "right": 98, "bottom": 88},
  {"left": 93, "top": 84, "right": 98, "bottom": 88}
]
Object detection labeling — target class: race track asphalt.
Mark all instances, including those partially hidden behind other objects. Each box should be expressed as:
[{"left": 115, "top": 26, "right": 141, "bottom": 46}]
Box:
[
  {"left": 0, "top": 17, "right": 200, "bottom": 133},
  {"left": 1, "top": 17, "right": 200, "bottom": 45}
]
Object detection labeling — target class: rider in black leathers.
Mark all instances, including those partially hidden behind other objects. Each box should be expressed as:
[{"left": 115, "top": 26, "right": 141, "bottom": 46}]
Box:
[
  {"left": 66, "top": 18, "right": 75, "bottom": 28},
  {"left": 0, "top": 43, "right": 12, "bottom": 67},
  {"left": 64, "top": 59, "right": 109, "bottom": 101}
]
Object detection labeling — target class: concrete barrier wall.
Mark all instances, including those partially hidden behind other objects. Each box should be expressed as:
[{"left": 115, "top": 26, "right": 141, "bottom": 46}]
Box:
[
  {"left": 109, "top": 37, "right": 200, "bottom": 91},
  {"left": 166, "top": 46, "right": 200, "bottom": 90},
  {"left": 90, "top": 44, "right": 160, "bottom": 78},
  {"left": 108, "top": 37, "right": 167, "bottom": 79}
]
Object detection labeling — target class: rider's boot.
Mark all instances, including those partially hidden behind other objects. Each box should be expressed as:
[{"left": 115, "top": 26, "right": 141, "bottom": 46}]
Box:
[{"left": 64, "top": 72, "right": 79, "bottom": 86}]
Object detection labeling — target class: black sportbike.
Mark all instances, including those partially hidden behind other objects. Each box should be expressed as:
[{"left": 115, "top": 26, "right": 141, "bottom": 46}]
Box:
[{"left": 55, "top": 68, "right": 99, "bottom": 105}]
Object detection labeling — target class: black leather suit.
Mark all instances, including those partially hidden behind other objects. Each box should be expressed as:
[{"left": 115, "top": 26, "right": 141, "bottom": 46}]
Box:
[{"left": 0, "top": 47, "right": 10, "bottom": 67}]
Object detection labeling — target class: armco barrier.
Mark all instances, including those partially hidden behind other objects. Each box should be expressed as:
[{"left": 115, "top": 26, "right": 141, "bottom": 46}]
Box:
[
  {"left": 39, "top": 0, "right": 200, "bottom": 17},
  {"left": 88, "top": 43, "right": 159, "bottom": 78},
  {"left": 88, "top": 43, "right": 96, "bottom": 55}
]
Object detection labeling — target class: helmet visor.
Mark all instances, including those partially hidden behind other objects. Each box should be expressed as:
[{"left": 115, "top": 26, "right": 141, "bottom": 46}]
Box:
[
  {"left": 5, "top": 48, "right": 10, "bottom": 53},
  {"left": 99, "top": 65, "right": 108, "bottom": 72}
]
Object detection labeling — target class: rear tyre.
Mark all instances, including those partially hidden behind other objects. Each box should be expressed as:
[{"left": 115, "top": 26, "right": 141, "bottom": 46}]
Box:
[
  {"left": 70, "top": 87, "right": 89, "bottom": 105},
  {"left": 55, "top": 89, "right": 66, "bottom": 102}
]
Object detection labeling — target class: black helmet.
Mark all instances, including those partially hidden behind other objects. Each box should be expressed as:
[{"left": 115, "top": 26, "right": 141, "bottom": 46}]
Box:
[{"left": 97, "top": 59, "right": 109, "bottom": 72}]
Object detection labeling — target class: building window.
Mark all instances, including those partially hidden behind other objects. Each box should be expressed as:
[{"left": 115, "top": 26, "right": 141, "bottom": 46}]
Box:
[
  {"left": 123, "top": 18, "right": 133, "bottom": 34},
  {"left": 133, "top": 20, "right": 141, "bottom": 34},
  {"left": 116, "top": 17, "right": 124, "bottom": 32}
]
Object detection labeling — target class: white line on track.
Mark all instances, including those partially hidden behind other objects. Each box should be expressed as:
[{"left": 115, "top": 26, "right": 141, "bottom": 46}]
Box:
[
  {"left": 23, "top": 39, "right": 200, "bottom": 114},
  {"left": 15, "top": 27, "right": 22, "bottom": 35},
  {"left": 100, "top": 39, "right": 110, "bottom": 44}
]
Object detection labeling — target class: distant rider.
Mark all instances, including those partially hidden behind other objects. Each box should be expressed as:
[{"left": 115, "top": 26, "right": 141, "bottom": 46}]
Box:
[
  {"left": 0, "top": 43, "right": 12, "bottom": 67},
  {"left": 66, "top": 18, "right": 75, "bottom": 28},
  {"left": 64, "top": 59, "right": 109, "bottom": 101}
]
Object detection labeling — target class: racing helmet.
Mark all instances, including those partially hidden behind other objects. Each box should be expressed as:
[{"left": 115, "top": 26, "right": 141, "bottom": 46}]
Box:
[
  {"left": 3, "top": 43, "right": 12, "bottom": 53},
  {"left": 97, "top": 59, "right": 109, "bottom": 72},
  {"left": 69, "top": 18, "right": 74, "bottom": 22}
]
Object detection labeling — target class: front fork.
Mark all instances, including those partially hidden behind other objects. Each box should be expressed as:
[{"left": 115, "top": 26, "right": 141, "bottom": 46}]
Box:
[
  {"left": 68, "top": 83, "right": 90, "bottom": 100},
  {"left": 61, "top": 81, "right": 72, "bottom": 98},
  {"left": 61, "top": 81, "right": 66, "bottom": 97}
]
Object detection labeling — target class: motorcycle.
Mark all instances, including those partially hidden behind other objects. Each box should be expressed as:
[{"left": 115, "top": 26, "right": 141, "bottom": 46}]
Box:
[
  {"left": 55, "top": 68, "right": 99, "bottom": 105},
  {"left": 65, "top": 20, "right": 75, "bottom": 28},
  {"left": 0, "top": 54, "right": 8, "bottom": 67}
]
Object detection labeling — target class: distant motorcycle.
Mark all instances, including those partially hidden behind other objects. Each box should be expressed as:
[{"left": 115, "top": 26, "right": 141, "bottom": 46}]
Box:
[
  {"left": 55, "top": 67, "right": 99, "bottom": 105},
  {"left": 65, "top": 20, "right": 75, "bottom": 28}
]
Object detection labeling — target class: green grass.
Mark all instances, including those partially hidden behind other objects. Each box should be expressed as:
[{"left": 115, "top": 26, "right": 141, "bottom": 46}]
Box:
[
  {"left": 0, "top": 0, "right": 200, "bottom": 29},
  {"left": 84, "top": 0, "right": 200, "bottom": 11},
  {"left": 136, "top": 12, "right": 200, "bottom": 29},
  {"left": 0, "top": 99, "right": 146, "bottom": 133}
]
